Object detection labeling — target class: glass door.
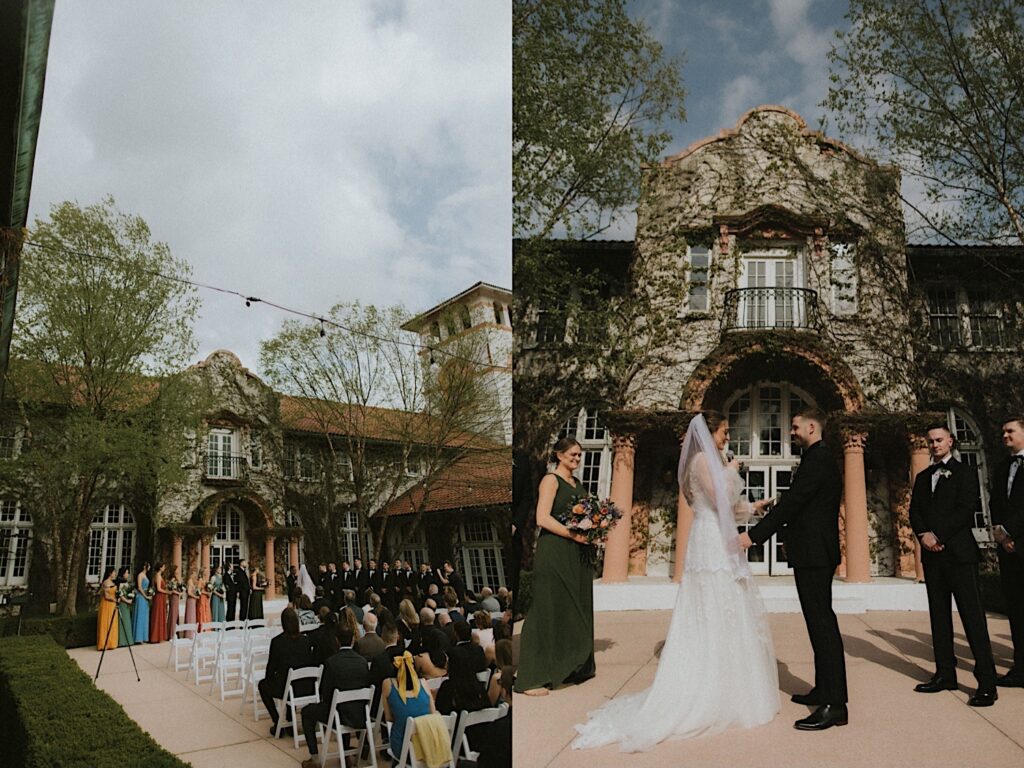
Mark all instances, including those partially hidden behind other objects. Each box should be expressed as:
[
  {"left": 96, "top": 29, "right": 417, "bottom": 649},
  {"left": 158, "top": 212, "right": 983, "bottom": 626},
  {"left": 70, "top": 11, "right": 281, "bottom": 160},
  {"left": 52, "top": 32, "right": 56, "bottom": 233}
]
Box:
[
  {"left": 736, "top": 464, "right": 796, "bottom": 576},
  {"left": 739, "top": 249, "right": 804, "bottom": 328}
]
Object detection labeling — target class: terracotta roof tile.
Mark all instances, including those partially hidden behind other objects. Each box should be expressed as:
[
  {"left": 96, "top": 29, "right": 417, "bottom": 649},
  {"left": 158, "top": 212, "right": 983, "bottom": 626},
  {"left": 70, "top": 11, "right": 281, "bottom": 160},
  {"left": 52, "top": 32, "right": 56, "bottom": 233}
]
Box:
[{"left": 386, "top": 450, "right": 511, "bottom": 515}]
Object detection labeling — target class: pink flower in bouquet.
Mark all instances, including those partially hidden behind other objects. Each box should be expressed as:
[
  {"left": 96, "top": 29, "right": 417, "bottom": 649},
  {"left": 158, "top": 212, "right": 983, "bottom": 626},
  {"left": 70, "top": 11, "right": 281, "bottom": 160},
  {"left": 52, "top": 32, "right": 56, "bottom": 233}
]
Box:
[{"left": 577, "top": 517, "right": 593, "bottom": 530}]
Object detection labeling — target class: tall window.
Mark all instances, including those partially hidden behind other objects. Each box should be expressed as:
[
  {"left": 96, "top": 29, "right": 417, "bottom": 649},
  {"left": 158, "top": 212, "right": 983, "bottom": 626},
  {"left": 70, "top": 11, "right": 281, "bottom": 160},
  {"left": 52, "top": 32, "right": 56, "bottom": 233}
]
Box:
[
  {"left": 0, "top": 420, "right": 19, "bottom": 460},
  {"left": 686, "top": 245, "right": 711, "bottom": 312},
  {"left": 534, "top": 303, "right": 567, "bottom": 344},
  {"left": 966, "top": 289, "right": 1006, "bottom": 347},
  {"left": 339, "top": 508, "right": 364, "bottom": 565},
  {"left": 830, "top": 243, "right": 858, "bottom": 315},
  {"left": 460, "top": 304, "right": 473, "bottom": 330},
  {"left": 284, "top": 443, "right": 318, "bottom": 481},
  {"left": 493, "top": 302, "right": 504, "bottom": 325},
  {"left": 726, "top": 383, "right": 813, "bottom": 459},
  {"left": 398, "top": 524, "right": 428, "bottom": 569},
  {"left": 212, "top": 506, "right": 244, "bottom": 569},
  {"left": 946, "top": 407, "right": 992, "bottom": 532},
  {"left": 458, "top": 520, "right": 505, "bottom": 592},
  {"left": 0, "top": 500, "right": 31, "bottom": 586},
  {"left": 86, "top": 504, "right": 135, "bottom": 582},
  {"left": 206, "top": 428, "right": 239, "bottom": 479},
  {"left": 927, "top": 286, "right": 1014, "bottom": 349},
  {"left": 557, "top": 407, "right": 612, "bottom": 497},
  {"left": 430, "top": 320, "right": 441, "bottom": 339}
]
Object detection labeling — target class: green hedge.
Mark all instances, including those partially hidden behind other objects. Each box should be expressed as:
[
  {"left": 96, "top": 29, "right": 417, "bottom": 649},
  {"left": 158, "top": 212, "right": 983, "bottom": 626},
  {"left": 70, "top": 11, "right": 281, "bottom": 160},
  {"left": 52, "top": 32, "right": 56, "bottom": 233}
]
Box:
[
  {"left": 0, "top": 611, "right": 98, "bottom": 648},
  {"left": 0, "top": 635, "right": 189, "bottom": 768}
]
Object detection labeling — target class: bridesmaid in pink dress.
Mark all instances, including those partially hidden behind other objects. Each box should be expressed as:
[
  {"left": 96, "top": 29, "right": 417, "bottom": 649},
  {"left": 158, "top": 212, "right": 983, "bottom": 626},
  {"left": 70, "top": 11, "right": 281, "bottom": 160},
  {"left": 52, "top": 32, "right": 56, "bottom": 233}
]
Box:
[
  {"left": 184, "top": 569, "right": 199, "bottom": 638},
  {"left": 197, "top": 567, "right": 213, "bottom": 631},
  {"left": 148, "top": 563, "right": 169, "bottom": 643},
  {"left": 165, "top": 565, "right": 182, "bottom": 639}
]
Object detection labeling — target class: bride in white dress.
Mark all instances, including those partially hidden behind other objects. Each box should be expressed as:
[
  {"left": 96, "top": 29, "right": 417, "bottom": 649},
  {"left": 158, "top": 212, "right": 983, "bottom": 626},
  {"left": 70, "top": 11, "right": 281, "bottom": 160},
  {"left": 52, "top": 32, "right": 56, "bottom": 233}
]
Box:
[{"left": 572, "top": 412, "right": 779, "bottom": 752}]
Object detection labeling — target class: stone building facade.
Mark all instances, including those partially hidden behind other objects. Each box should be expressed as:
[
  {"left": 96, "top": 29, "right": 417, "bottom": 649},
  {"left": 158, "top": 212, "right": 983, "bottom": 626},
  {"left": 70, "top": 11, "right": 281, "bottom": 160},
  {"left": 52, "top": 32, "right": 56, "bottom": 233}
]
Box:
[{"left": 516, "top": 106, "right": 1024, "bottom": 585}]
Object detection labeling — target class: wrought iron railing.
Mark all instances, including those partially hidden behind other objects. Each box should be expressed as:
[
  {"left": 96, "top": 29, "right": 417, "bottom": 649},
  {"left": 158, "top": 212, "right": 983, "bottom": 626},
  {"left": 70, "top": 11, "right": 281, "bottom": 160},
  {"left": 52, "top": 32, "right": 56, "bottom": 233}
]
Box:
[
  {"left": 721, "top": 287, "right": 822, "bottom": 332},
  {"left": 204, "top": 452, "right": 246, "bottom": 481}
]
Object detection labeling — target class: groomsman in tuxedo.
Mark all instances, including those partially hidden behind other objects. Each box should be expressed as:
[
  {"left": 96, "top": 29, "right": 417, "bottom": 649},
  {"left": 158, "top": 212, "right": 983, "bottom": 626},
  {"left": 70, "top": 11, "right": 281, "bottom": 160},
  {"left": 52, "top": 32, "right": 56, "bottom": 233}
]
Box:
[
  {"left": 225, "top": 559, "right": 239, "bottom": 621},
  {"left": 391, "top": 559, "right": 407, "bottom": 606},
  {"left": 739, "top": 408, "right": 848, "bottom": 730},
  {"left": 236, "top": 559, "right": 252, "bottom": 621},
  {"left": 339, "top": 560, "right": 354, "bottom": 594},
  {"left": 909, "top": 424, "right": 997, "bottom": 705},
  {"left": 991, "top": 417, "right": 1024, "bottom": 687},
  {"left": 368, "top": 559, "right": 383, "bottom": 597},
  {"left": 353, "top": 557, "right": 370, "bottom": 598}
]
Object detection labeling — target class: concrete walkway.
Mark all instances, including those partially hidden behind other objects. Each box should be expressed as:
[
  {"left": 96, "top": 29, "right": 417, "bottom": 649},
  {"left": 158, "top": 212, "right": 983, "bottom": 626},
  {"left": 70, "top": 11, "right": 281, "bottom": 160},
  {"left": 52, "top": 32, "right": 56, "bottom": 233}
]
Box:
[
  {"left": 69, "top": 637, "right": 312, "bottom": 767},
  {"left": 515, "top": 611, "right": 1024, "bottom": 768}
]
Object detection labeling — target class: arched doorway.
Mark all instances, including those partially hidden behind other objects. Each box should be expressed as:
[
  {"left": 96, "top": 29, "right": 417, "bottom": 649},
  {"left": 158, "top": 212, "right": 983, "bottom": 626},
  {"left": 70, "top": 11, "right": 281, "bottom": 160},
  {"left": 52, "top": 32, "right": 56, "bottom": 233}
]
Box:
[
  {"left": 725, "top": 382, "right": 815, "bottom": 575},
  {"left": 210, "top": 503, "right": 246, "bottom": 570}
]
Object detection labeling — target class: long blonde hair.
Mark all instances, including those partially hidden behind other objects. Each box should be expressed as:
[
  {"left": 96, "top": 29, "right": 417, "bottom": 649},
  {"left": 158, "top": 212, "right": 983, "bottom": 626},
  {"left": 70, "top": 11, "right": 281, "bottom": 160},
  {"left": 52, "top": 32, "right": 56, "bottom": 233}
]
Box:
[{"left": 399, "top": 598, "right": 419, "bottom": 627}]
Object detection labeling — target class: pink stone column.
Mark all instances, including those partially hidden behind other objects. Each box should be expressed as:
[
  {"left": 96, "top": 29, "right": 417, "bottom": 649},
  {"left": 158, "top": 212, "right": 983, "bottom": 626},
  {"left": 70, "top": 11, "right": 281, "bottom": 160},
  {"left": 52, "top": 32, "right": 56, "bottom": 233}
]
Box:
[
  {"left": 200, "top": 535, "right": 211, "bottom": 577},
  {"left": 602, "top": 434, "right": 637, "bottom": 583},
  {"left": 843, "top": 432, "right": 871, "bottom": 583},
  {"left": 265, "top": 536, "right": 277, "bottom": 599},
  {"left": 289, "top": 539, "right": 300, "bottom": 569},
  {"left": 909, "top": 437, "right": 930, "bottom": 581}
]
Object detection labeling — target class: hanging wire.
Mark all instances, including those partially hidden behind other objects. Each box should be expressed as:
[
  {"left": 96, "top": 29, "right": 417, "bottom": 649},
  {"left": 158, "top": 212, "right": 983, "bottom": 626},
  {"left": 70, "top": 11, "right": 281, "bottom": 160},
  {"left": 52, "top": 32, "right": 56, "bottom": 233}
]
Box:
[{"left": 21, "top": 239, "right": 501, "bottom": 369}]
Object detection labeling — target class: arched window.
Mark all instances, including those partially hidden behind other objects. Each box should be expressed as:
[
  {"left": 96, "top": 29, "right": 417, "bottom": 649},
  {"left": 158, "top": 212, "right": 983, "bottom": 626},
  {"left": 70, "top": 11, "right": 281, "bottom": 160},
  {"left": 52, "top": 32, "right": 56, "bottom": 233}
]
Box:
[
  {"left": 946, "top": 407, "right": 992, "bottom": 532},
  {"left": 0, "top": 500, "right": 32, "bottom": 587},
  {"left": 557, "top": 407, "right": 612, "bottom": 498},
  {"left": 725, "top": 383, "right": 814, "bottom": 459},
  {"left": 86, "top": 504, "right": 136, "bottom": 582}
]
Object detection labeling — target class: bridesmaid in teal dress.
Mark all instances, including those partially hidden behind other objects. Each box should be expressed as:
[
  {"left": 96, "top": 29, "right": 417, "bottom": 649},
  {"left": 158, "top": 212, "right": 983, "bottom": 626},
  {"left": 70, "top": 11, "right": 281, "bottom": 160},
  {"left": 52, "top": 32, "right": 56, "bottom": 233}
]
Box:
[
  {"left": 211, "top": 564, "right": 227, "bottom": 622},
  {"left": 132, "top": 562, "right": 151, "bottom": 644},
  {"left": 515, "top": 437, "right": 595, "bottom": 695},
  {"left": 115, "top": 566, "right": 135, "bottom": 646}
]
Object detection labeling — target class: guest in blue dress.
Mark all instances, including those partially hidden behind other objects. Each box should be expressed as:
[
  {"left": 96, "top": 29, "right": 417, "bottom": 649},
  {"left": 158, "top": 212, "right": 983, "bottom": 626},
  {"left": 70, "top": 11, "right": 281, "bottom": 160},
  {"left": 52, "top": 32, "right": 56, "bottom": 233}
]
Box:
[
  {"left": 132, "top": 562, "right": 151, "bottom": 644},
  {"left": 382, "top": 651, "right": 435, "bottom": 759},
  {"left": 211, "top": 564, "right": 227, "bottom": 622}
]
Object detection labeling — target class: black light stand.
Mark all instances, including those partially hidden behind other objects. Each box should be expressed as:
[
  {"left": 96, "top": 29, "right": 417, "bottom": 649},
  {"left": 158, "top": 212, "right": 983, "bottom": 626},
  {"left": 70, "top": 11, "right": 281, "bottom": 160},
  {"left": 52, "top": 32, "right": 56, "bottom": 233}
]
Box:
[{"left": 94, "top": 593, "right": 141, "bottom": 683}]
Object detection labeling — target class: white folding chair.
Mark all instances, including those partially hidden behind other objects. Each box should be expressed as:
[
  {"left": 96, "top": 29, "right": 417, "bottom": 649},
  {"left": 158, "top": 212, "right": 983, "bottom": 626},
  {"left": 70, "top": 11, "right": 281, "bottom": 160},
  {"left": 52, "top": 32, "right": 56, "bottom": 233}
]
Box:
[
  {"left": 475, "top": 669, "right": 491, "bottom": 687},
  {"left": 244, "top": 617, "right": 266, "bottom": 631},
  {"left": 395, "top": 713, "right": 457, "bottom": 768},
  {"left": 166, "top": 623, "right": 198, "bottom": 672},
  {"left": 190, "top": 630, "right": 220, "bottom": 685},
  {"left": 202, "top": 620, "right": 225, "bottom": 635},
  {"left": 210, "top": 634, "right": 246, "bottom": 699},
  {"left": 452, "top": 702, "right": 509, "bottom": 764},
  {"left": 239, "top": 646, "right": 270, "bottom": 718},
  {"left": 423, "top": 675, "right": 447, "bottom": 691},
  {"left": 276, "top": 665, "right": 323, "bottom": 749},
  {"left": 316, "top": 685, "right": 377, "bottom": 768},
  {"left": 224, "top": 618, "right": 246, "bottom": 632}
]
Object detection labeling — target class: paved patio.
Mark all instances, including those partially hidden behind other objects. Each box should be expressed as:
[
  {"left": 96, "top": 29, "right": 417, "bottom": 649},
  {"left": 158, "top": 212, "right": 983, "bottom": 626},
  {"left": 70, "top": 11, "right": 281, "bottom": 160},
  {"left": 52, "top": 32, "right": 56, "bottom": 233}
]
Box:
[
  {"left": 68, "top": 631, "right": 313, "bottom": 767},
  {"left": 514, "top": 610, "right": 1024, "bottom": 768}
]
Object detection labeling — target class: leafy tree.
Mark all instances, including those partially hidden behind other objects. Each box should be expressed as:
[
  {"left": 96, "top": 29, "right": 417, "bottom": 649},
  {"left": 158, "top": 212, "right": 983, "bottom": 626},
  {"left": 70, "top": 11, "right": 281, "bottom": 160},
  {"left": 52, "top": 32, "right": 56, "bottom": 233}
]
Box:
[
  {"left": 260, "top": 303, "right": 505, "bottom": 566},
  {"left": 826, "top": 0, "right": 1024, "bottom": 249},
  {"left": 1, "top": 197, "right": 202, "bottom": 615}
]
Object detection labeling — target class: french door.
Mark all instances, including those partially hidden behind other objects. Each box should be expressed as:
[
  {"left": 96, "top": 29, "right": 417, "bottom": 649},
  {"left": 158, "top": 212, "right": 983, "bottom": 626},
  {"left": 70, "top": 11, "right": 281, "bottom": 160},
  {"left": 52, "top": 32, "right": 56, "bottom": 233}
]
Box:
[
  {"left": 739, "top": 250, "right": 804, "bottom": 328},
  {"left": 737, "top": 465, "right": 795, "bottom": 576}
]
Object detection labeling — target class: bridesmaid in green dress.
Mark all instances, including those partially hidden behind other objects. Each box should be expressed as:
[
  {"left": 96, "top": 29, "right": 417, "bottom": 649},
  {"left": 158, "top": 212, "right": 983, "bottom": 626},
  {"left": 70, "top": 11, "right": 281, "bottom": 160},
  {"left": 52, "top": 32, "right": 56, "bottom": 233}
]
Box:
[
  {"left": 115, "top": 566, "right": 135, "bottom": 647},
  {"left": 515, "top": 437, "right": 596, "bottom": 695}
]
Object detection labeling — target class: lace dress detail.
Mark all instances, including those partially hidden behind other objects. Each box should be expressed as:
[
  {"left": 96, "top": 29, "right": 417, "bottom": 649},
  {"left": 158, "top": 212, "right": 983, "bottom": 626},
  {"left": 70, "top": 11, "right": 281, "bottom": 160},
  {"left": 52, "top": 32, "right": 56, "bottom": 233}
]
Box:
[{"left": 572, "top": 465, "right": 779, "bottom": 752}]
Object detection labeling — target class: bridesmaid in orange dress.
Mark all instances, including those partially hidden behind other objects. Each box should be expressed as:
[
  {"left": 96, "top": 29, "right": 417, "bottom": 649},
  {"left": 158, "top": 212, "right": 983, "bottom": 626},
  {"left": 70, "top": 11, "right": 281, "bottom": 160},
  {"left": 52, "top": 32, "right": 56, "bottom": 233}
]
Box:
[
  {"left": 148, "top": 562, "right": 169, "bottom": 643},
  {"left": 184, "top": 569, "right": 199, "bottom": 638},
  {"left": 96, "top": 566, "right": 118, "bottom": 650},
  {"left": 197, "top": 567, "right": 213, "bottom": 630}
]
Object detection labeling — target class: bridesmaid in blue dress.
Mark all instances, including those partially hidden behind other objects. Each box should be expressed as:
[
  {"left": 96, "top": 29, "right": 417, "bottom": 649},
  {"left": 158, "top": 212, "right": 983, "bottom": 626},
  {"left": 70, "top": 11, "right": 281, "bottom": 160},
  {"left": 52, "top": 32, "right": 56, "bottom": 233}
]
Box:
[
  {"left": 211, "top": 564, "right": 227, "bottom": 622},
  {"left": 132, "top": 561, "right": 151, "bottom": 643}
]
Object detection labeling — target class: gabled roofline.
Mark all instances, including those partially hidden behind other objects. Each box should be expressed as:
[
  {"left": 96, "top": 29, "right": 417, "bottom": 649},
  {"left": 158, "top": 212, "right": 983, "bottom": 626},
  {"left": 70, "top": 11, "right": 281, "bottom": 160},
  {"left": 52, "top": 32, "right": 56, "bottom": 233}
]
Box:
[{"left": 401, "top": 281, "right": 511, "bottom": 331}]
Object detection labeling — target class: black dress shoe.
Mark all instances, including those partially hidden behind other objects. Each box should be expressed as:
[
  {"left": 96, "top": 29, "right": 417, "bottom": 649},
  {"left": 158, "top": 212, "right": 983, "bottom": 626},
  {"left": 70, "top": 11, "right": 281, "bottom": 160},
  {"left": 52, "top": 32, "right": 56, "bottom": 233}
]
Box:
[
  {"left": 914, "top": 676, "right": 957, "bottom": 693},
  {"left": 967, "top": 691, "right": 998, "bottom": 707},
  {"left": 791, "top": 690, "right": 821, "bottom": 705},
  {"left": 995, "top": 670, "right": 1024, "bottom": 688},
  {"left": 794, "top": 704, "right": 848, "bottom": 731}
]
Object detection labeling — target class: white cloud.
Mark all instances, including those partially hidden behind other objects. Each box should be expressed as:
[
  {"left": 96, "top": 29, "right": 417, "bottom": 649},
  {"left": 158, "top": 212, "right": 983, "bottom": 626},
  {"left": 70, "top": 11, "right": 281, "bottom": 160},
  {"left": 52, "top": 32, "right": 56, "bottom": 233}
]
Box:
[{"left": 719, "top": 75, "right": 762, "bottom": 127}]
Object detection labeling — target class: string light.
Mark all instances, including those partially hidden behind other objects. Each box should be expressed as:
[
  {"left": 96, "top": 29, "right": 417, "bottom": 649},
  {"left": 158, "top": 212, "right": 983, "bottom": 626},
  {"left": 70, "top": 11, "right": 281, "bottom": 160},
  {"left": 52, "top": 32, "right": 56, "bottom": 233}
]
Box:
[{"left": 22, "top": 239, "right": 497, "bottom": 369}]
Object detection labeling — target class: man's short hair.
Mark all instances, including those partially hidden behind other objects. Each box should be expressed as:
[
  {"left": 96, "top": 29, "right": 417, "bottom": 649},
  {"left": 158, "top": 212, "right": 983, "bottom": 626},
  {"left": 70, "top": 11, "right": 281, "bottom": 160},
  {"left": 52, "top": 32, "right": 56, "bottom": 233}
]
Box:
[
  {"left": 363, "top": 612, "right": 378, "bottom": 630},
  {"left": 420, "top": 606, "right": 435, "bottom": 625},
  {"left": 1003, "top": 416, "right": 1024, "bottom": 429},
  {"left": 454, "top": 621, "right": 472, "bottom": 642},
  {"left": 796, "top": 407, "right": 827, "bottom": 429},
  {"left": 335, "top": 623, "right": 355, "bottom": 648},
  {"left": 381, "top": 622, "right": 399, "bottom": 643},
  {"left": 925, "top": 422, "right": 953, "bottom": 438}
]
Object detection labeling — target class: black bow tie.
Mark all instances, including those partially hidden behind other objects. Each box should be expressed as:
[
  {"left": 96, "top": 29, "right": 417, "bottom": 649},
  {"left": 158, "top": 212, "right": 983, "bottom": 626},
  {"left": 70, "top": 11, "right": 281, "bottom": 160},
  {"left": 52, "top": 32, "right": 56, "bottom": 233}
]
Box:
[{"left": 1012, "top": 456, "right": 1024, "bottom": 465}]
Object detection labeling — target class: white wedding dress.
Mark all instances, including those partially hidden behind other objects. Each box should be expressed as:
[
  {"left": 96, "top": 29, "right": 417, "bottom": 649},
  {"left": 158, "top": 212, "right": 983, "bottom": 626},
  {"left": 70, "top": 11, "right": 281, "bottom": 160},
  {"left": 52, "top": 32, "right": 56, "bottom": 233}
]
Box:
[{"left": 572, "top": 457, "right": 780, "bottom": 752}]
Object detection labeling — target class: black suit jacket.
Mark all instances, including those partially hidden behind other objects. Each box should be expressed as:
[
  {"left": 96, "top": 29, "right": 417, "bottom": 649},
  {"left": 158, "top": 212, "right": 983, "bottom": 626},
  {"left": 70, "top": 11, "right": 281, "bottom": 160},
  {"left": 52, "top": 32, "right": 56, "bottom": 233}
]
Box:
[
  {"left": 236, "top": 566, "right": 252, "bottom": 596},
  {"left": 318, "top": 648, "right": 371, "bottom": 728},
  {"left": 909, "top": 457, "right": 980, "bottom": 564},
  {"left": 265, "top": 633, "right": 315, "bottom": 697},
  {"left": 748, "top": 441, "right": 842, "bottom": 568},
  {"left": 369, "top": 569, "right": 383, "bottom": 595},
  {"left": 990, "top": 455, "right": 1024, "bottom": 541},
  {"left": 354, "top": 568, "right": 370, "bottom": 596},
  {"left": 448, "top": 640, "right": 487, "bottom": 673},
  {"left": 448, "top": 571, "right": 467, "bottom": 603}
]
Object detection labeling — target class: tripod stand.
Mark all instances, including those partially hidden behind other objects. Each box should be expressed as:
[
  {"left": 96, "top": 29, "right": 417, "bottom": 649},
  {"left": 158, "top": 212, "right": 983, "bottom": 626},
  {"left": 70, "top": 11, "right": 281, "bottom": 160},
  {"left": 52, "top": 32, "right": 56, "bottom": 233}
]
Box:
[{"left": 94, "top": 590, "right": 141, "bottom": 683}]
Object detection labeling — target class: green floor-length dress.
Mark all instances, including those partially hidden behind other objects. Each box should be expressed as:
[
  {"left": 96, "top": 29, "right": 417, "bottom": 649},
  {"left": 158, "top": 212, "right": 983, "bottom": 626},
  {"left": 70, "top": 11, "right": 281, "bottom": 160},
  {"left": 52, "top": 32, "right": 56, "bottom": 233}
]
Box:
[{"left": 515, "top": 474, "right": 596, "bottom": 692}]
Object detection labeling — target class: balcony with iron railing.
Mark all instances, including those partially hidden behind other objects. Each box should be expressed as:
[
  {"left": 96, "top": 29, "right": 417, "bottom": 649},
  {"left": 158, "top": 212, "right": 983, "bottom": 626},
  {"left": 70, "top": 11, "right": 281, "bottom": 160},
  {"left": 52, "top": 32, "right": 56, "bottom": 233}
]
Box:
[
  {"left": 203, "top": 452, "right": 247, "bottom": 483},
  {"left": 721, "top": 287, "right": 823, "bottom": 333}
]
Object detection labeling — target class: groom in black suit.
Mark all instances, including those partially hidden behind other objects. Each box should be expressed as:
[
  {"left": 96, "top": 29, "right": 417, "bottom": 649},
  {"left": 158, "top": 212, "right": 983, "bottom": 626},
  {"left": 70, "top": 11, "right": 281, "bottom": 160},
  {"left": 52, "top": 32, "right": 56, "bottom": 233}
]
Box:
[
  {"left": 739, "top": 408, "right": 848, "bottom": 731},
  {"left": 909, "top": 424, "right": 996, "bottom": 705},
  {"left": 990, "top": 417, "right": 1024, "bottom": 687}
]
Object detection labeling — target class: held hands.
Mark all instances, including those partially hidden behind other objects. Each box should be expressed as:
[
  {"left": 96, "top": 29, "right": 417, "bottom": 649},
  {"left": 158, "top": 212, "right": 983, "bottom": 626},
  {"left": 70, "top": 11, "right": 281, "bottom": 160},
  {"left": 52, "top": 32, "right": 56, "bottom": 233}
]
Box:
[
  {"left": 751, "top": 498, "right": 772, "bottom": 515},
  {"left": 737, "top": 531, "right": 753, "bottom": 551},
  {"left": 920, "top": 532, "right": 944, "bottom": 552}
]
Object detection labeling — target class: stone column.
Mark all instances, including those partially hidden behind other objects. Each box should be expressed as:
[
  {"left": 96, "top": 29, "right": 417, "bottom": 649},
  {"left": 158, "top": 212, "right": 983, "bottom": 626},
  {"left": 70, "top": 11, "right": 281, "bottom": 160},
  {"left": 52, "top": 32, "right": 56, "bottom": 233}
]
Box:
[
  {"left": 265, "top": 536, "right": 277, "bottom": 599},
  {"left": 602, "top": 434, "right": 637, "bottom": 583},
  {"left": 171, "top": 535, "right": 182, "bottom": 579},
  {"left": 200, "top": 535, "right": 212, "bottom": 577},
  {"left": 843, "top": 432, "right": 871, "bottom": 583},
  {"left": 908, "top": 436, "right": 930, "bottom": 581},
  {"left": 289, "top": 538, "right": 300, "bottom": 569}
]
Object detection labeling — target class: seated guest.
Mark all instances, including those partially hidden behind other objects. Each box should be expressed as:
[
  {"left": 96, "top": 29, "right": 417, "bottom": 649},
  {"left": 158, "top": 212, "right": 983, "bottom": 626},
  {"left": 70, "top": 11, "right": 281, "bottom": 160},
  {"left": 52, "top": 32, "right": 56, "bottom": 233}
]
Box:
[
  {"left": 311, "top": 585, "right": 331, "bottom": 614},
  {"left": 343, "top": 589, "right": 364, "bottom": 624},
  {"left": 462, "top": 591, "right": 483, "bottom": 617},
  {"left": 382, "top": 651, "right": 436, "bottom": 762},
  {"left": 479, "top": 587, "right": 501, "bottom": 613},
  {"left": 300, "top": 623, "right": 370, "bottom": 768},
  {"left": 434, "top": 653, "right": 501, "bottom": 716},
  {"left": 310, "top": 610, "right": 340, "bottom": 666},
  {"left": 397, "top": 599, "right": 419, "bottom": 646},
  {"left": 259, "top": 607, "right": 315, "bottom": 735},
  {"left": 365, "top": 592, "right": 383, "bottom": 619},
  {"left": 496, "top": 587, "right": 511, "bottom": 611},
  {"left": 414, "top": 648, "right": 449, "bottom": 681},
  {"left": 438, "top": 611, "right": 458, "bottom": 646},
  {"left": 340, "top": 605, "right": 362, "bottom": 641},
  {"left": 449, "top": 621, "right": 487, "bottom": 673},
  {"left": 357, "top": 612, "right": 386, "bottom": 660},
  {"left": 442, "top": 589, "right": 464, "bottom": 623},
  {"left": 472, "top": 610, "right": 494, "bottom": 649},
  {"left": 413, "top": 607, "right": 451, "bottom": 657},
  {"left": 369, "top": 622, "right": 404, "bottom": 713},
  {"left": 296, "top": 594, "right": 318, "bottom": 626},
  {"left": 376, "top": 606, "right": 395, "bottom": 636},
  {"left": 495, "top": 638, "right": 514, "bottom": 705}
]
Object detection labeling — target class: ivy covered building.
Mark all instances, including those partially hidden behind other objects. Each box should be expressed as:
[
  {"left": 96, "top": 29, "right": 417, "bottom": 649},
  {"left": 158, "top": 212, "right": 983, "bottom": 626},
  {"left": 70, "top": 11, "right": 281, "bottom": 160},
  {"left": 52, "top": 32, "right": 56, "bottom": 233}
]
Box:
[
  {"left": 0, "top": 283, "right": 512, "bottom": 608},
  {"left": 515, "top": 106, "right": 1024, "bottom": 588}
]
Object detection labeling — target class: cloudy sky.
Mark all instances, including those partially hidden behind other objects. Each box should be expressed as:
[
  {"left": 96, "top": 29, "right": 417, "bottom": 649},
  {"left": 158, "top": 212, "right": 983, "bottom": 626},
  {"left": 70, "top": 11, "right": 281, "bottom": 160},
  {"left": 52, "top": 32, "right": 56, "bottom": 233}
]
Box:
[{"left": 28, "top": 1, "right": 511, "bottom": 371}]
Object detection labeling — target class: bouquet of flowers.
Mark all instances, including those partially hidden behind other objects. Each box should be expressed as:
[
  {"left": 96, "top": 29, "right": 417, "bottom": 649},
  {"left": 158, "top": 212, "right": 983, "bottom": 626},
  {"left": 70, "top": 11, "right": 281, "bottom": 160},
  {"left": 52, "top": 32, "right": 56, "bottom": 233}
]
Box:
[
  {"left": 257, "top": 576, "right": 268, "bottom": 590},
  {"left": 167, "top": 578, "right": 182, "bottom": 594},
  {"left": 557, "top": 496, "right": 623, "bottom": 545},
  {"left": 118, "top": 582, "right": 136, "bottom": 601},
  {"left": 205, "top": 579, "right": 215, "bottom": 594}
]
